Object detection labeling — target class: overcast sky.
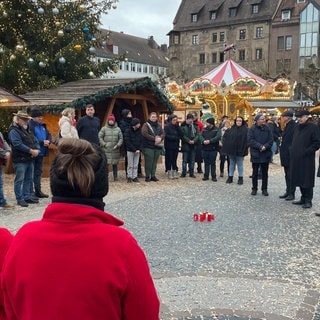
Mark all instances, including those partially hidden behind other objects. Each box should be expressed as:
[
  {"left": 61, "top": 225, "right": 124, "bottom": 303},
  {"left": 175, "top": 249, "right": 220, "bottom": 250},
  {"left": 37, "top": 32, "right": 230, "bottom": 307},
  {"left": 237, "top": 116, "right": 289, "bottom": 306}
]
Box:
[{"left": 101, "top": 0, "right": 181, "bottom": 45}]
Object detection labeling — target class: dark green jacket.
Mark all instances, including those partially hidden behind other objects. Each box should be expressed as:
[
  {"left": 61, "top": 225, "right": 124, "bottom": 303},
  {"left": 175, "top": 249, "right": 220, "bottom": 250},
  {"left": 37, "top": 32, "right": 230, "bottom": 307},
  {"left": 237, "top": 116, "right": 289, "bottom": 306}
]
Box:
[{"left": 180, "top": 121, "right": 199, "bottom": 152}]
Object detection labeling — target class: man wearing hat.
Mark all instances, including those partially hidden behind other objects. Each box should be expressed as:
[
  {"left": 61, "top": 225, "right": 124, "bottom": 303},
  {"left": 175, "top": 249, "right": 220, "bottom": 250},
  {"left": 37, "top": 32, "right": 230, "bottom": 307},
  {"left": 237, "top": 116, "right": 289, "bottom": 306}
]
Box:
[
  {"left": 279, "top": 110, "right": 297, "bottom": 201},
  {"left": 28, "top": 107, "right": 51, "bottom": 198},
  {"left": 247, "top": 113, "right": 273, "bottom": 196},
  {"left": 290, "top": 110, "right": 320, "bottom": 209},
  {"left": 8, "top": 111, "right": 40, "bottom": 207}
]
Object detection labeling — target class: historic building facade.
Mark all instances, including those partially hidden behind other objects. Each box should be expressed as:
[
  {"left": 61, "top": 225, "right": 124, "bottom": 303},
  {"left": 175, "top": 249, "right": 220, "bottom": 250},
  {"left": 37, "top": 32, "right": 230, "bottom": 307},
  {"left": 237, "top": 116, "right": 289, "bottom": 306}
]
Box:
[{"left": 167, "top": 0, "right": 320, "bottom": 103}]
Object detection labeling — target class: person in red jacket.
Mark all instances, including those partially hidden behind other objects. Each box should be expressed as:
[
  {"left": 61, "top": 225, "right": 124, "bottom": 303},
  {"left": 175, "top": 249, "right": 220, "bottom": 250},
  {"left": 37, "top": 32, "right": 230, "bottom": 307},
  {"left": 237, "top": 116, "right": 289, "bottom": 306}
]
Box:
[
  {"left": 2, "top": 138, "right": 159, "bottom": 320},
  {"left": 0, "top": 227, "right": 13, "bottom": 320}
]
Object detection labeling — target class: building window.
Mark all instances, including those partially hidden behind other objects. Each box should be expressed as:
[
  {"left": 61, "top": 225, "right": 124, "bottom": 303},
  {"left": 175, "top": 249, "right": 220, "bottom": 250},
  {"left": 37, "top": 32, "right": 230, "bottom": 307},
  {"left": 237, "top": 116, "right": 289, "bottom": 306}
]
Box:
[
  {"left": 220, "top": 32, "right": 225, "bottom": 42},
  {"left": 239, "top": 49, "right": 245, "bottom": 61},
  {"left": 212, "top": 32, "right": 217, "bottom": 43},
  {"left": 191, "top": 14, "right": 198, "bottom": 22},
  {"left": 210, "top": 11, "right": 217, "bottom": 20},
  {"left": 239, "top": 29, "right": 246, "bottom": 40},
  {"left": 192, "top": 35, "right": 199, "bottom": 45},
  {"left": 212, "top": 52, "right": 217, "bottom": 63},
  {"left": 277, "top": 36, "right": 284, "bottom": 50},
  {"left": 277, "top": 36, "right": 292, "bottom": 50},
  {"left": 173, "top": 35, "right": 180, "bottom": 45},
  {"left": 143, "top": 65, "right": 148, "bottom": 73},
  {"left": 281, "top": 9, "right": 291, "bottom": 21},
  {"left": 229, "top": 7, "right": 237, "bottom": 17},
  {"left": 256, "top": 48, "right": 263, "bottom": 60},
  {"left": 199, "top": 53, "right": 205, "bottom": 64},
  {"left": 137, "top": 64, "right": 142, "bottom": 72},
  {"left": 256, "top": 27, "right": 263, "bottom": 38},
  {"left": 220, "top": 52, "right": 225, "bottom": 63},
  {"left": 252, "top": 4, "right": 259, "bottom": 13},
  {"left": 286, "top": 36, "right": 292, "bottom": 50},
  {"left": 297, "top": 0, "right": 305, "bottom": 3}
]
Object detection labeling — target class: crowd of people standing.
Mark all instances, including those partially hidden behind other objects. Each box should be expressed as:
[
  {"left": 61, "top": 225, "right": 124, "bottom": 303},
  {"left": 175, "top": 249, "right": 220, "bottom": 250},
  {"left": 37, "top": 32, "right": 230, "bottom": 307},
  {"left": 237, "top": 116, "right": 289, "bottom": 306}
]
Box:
[{"left": 1, "top": 105, "right": 320, "bottom": 210}]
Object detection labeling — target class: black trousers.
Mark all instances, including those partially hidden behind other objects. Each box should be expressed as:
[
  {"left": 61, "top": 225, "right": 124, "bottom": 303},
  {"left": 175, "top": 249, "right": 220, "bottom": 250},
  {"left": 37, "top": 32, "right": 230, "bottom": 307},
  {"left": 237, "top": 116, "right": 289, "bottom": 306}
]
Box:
[
  {"left": 252, "top": 162, "right": 269, "bottom": 191},
  {"left": 283, "top": 166, "right": 295, "bottom": 195},
  {"left": 300, "top": 187, "right": 313, "bottom": 202}
]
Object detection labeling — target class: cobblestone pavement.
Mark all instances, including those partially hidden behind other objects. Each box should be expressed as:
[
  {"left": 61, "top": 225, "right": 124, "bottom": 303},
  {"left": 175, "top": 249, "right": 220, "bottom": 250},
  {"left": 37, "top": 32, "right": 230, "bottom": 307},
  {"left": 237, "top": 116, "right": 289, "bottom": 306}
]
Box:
[{"left": 1, "top": 155, "right": 320, "bottom": 320}]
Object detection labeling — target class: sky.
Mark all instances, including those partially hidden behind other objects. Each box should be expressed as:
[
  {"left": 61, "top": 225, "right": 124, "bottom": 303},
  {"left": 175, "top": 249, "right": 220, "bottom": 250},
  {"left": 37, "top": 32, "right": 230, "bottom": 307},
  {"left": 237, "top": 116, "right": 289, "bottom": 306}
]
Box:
[{"left": 100, "top": 0, "right": 181, "bottom": 45}]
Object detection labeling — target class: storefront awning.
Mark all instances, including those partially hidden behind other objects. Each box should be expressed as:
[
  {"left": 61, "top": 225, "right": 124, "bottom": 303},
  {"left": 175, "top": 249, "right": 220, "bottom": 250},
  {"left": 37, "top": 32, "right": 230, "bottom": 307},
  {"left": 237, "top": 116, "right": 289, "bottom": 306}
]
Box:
[{"left": 248, "top": 100, "right": 300, "bottom": 108}]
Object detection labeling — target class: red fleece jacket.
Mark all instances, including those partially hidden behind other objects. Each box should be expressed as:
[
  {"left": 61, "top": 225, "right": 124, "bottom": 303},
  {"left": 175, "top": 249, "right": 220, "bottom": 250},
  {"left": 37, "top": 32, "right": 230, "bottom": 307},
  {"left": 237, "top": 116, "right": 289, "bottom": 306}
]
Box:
[
  {"left": 0, "top": 228, "right": 13, "bottom": 320},
  {"left": 2, "top": 203, "right": 159, "bottom": 320}
]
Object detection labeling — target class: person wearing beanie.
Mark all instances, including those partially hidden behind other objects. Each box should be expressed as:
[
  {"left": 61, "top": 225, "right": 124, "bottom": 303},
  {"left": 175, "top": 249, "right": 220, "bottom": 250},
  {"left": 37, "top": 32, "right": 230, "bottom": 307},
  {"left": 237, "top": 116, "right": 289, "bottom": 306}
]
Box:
[
  {"left": 199, "top": 117, "right": 221, "bottom": 181},
  {"left": 76, "top": 104, "right": 100, "bottom": 145},
  {"left": 124, "top": 118, "right": 142, "bottom": 182},
  {"left": 180, "top": 113, "right": 199, "bottom": 178},
  {"left": 119, "top": 109, "right": 144, "bottom": 178},
  {"left": 2, "top": 138, "right": 160, "bottom": 320},
  {"left": 164, "top": 114, "right": 183, "bottom": 179},
  {"left": 247, "top": 113, "right": 273, "bottom": 196},
  {"left": 28, "top": 107, "right": 51, "bottom": 198},
  {"left": 290, "top": 110, "right": 320, "bottom": 209},
  {"left": 279, "top": 110, "right": 297, "bottom": 201},
  {"left": 98, "top": 114, "right": 123, "bottom": 181}
]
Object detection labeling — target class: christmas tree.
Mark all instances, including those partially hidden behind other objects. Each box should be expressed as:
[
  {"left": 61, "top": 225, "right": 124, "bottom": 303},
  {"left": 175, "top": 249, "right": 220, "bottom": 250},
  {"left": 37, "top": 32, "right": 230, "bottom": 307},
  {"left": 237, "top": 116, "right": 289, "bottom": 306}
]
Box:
[{"left": 0, "top": 0, "right": 123, "bottom": 94}]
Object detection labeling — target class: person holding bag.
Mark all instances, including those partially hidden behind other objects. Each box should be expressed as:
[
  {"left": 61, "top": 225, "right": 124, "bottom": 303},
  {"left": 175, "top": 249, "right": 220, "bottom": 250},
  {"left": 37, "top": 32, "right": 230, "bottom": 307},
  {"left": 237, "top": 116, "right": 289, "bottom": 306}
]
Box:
[{"left": 141, "top": 112, "right": 164, "bottom": 182}]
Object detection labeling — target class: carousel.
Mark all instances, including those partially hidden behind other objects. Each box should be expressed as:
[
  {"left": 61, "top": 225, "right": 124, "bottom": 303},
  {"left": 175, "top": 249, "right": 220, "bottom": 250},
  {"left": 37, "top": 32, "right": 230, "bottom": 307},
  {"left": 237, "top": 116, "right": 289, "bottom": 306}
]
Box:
[{"left": 166, "top": 59, "right": 298, "bottom": 126}]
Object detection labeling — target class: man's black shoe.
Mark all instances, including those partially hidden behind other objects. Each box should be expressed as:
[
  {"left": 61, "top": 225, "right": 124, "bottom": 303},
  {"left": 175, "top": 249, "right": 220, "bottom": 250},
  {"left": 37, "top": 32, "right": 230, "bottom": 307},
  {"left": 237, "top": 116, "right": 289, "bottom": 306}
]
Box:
[
  {"left": 251, "top": 189, "right": 257, "bottom": 196},
  {"left": 25, "top": 198, "right": 39, "bottom": 204},
  {"left": 35, "top": 191, "right": 49, "bottom": 198},
  {"left": 285, "top": 194, "right": 295, "bottom": 201},
  {"left": 262, "top": 190, "right": 269, "bottom": 196},
  {"left": 293, "top": 200, "right": 304, "bottom": 205},
  {"left": 180, "top": 174, "right": 186, "bottom": 178},
  {"left": 189, "top": 175, "right": 196, "bottom": 178},
  {"left": 202, "top": 177, "right": 209, "bottom": 181},
  {"left": 302, "top": 202, "right": 312, "bottom": 209},
  {"left": 145, "top": 177, "right": 151, "bottom": 182},
  {"left": 150, "top": 176, "right": 159, "bottom": 182},
  {"left": 17, "top": 200, "right": 29, "bottom": 207},
  {"left": 279, "top": 193, "right": 289, "bottom": 199},
  {"left": 212, "top": 177, "right": 217, "bottom": 182}
]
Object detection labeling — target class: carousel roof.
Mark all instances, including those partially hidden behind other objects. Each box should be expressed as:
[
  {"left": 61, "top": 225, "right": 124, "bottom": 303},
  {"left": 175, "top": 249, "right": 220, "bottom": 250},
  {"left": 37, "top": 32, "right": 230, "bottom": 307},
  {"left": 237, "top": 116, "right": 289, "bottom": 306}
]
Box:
[{"left": 199, "top": 59, "right": 267, "bottom": 86}]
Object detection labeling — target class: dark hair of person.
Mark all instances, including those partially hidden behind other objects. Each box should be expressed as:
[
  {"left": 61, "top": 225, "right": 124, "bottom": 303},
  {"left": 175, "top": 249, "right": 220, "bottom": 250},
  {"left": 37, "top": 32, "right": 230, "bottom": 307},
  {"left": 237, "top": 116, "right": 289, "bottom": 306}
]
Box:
[
  {"left": 234, "top": 116, "right": 245, "bottom": 126},
  {"left": 54, "top": 139, "right": 101, "bottom": 197},
  {"left": 167, "top": 114, "right": 178, "bottom": 122}
]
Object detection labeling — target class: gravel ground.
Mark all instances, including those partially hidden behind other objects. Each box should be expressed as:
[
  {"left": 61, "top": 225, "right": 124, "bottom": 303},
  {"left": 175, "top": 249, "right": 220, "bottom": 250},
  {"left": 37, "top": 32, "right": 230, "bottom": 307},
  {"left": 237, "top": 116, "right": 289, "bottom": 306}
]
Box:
[{"left": 1, "top": 154, "right": 320, "bottom": 320}]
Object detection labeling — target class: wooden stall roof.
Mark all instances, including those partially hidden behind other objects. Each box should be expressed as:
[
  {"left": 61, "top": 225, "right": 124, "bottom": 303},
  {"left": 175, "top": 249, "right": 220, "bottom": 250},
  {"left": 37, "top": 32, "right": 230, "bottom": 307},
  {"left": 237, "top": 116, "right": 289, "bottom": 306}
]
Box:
[
  {"left": 0, "top": 88, "right": 28, "bottom": 104},
  {"left": 22, "top": 77, "right": 174, "bottom": 112},
  {"left": 1, "top": 77, "right": 174, "bottom": 114}
]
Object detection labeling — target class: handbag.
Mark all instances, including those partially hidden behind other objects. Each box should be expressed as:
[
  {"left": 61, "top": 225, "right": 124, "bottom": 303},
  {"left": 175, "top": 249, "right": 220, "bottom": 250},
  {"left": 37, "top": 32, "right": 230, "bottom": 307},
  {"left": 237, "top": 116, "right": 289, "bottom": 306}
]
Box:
[{"left": 146, "top": 123, "right": 164, "bottom": 148}]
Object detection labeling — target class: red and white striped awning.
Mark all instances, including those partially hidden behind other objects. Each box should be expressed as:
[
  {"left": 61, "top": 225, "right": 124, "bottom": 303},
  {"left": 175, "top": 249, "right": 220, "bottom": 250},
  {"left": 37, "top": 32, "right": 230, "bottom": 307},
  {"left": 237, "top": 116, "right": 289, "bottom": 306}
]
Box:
[{"left": 199, "top": 59, "right": 267, "bottom": 86}]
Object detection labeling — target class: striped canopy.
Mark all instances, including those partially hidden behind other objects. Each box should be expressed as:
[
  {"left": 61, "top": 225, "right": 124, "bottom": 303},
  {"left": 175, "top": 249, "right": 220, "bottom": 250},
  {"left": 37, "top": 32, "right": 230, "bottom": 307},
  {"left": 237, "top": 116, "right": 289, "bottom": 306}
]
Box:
[{"left": 199, "top": 59, "right": 267, "bottom": 86}]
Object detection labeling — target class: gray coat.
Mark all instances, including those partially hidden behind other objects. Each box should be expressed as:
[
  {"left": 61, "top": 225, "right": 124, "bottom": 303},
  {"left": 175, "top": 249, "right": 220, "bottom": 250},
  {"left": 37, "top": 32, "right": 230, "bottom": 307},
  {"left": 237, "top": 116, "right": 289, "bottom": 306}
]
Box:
[{"left": 99, "top": 124, "right": 123, "bottom": 165}]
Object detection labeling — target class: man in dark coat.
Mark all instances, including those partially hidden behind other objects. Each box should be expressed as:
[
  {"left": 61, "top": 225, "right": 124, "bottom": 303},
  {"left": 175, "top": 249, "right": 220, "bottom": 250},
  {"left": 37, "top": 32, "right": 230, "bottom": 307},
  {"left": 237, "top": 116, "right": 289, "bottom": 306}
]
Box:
[
  {"left": 290, "top": 110, "right": 320, "bottom": 209},
  {"left": 279, "top": 110, "right": 297, "bottom": 201},
  {"left": 76, "top": 104, "right": 100, "bottom": 145},
  {"left": 247, "top": 113, "right": 273, "bottom": 196}
]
